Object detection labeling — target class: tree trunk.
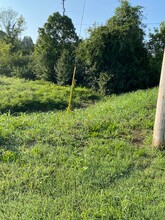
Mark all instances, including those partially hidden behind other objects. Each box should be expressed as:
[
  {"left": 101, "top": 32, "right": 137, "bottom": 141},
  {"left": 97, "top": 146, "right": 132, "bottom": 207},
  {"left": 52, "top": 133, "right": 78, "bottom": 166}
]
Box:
[{"left": 153, "top": 49, "right": 165, "bottom": 147}]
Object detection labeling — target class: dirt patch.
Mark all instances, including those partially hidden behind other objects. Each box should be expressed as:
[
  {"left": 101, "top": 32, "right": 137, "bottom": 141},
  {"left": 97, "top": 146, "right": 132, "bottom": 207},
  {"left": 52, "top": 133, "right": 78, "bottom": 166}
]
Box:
[{"left": 131, "top": 130, "right": 144, "bottom": 146}]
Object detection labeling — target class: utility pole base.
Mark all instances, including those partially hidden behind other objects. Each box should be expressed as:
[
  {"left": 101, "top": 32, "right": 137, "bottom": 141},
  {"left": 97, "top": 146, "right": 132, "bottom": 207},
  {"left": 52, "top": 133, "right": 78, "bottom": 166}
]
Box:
[{"left": 153, "top": 49, "right": 165, "bottom": 147}]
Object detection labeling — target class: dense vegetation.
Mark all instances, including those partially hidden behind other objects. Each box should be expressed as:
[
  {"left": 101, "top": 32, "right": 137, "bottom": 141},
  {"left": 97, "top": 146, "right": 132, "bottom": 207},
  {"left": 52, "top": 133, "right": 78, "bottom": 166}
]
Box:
[
  {"left": 0, "top": 77, "right": 165, "bottom": 219},
  {"left": 0, "top": 1, "right": 165, "bottom": 95}
]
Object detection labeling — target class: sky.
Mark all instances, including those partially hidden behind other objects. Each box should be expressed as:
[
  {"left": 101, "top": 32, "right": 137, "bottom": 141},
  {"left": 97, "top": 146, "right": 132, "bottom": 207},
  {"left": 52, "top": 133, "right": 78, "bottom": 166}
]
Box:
[{"left": 0, "top": 0, "right": 165, "bottom": 42}]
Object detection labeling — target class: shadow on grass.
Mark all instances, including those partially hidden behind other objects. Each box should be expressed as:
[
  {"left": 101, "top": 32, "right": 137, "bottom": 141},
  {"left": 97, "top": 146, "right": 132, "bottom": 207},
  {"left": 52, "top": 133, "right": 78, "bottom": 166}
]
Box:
[
  {"left": 0, "top": 95, "right": 101, "bottom": 114},
  {"left": 0, "top": 100, "right": 69, "bottom": 114}
]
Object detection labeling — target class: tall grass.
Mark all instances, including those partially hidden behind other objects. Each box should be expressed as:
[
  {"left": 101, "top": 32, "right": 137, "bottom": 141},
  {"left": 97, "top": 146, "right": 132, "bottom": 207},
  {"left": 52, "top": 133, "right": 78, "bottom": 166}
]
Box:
[{"left": 0, "top": 78, "right": 165, "bottom": 219}]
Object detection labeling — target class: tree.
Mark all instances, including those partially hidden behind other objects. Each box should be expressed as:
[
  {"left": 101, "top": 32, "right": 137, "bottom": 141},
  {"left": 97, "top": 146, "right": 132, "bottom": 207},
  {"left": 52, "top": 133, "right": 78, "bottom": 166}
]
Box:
[
  {"left": 22, "top": 36, "right": 34, "bottom": 53},
  {"left": 0, "top": 39, "right": 35, "bottom": 79},
  {"left": 33, "top": 12, "right": 78, "bottom": 82},
  {"left": 0, "top": 8, "right": 26, "bottom": 46},
  {"left": 11, "top": 36, "right": 34, "bottom": 80},
  {"left": 148, "top": 22, "right": 165, "bottom": 59},
  {"left": 147, "top": 22, "right": 165, "bottom": 87},
  {"left": 55, "top": 48, "right": 74, "bottom": 85},
  {"left": 0, "top": 9, "right": 34, "bottom": 80},
  {"left": 77, "top": 0, "right": 150, "bottom": 94},
  {"left": 106, "top": 0, "right": 149, "bottom": 93},
  {"left": 0, "top": 30, "right": 6, "bottom": 39},
  {"left": 77, "top": 25, "right": 112, "bottom": 91},
  {"left": 0, "top": 40, "right": 12, "bottom": 75}
]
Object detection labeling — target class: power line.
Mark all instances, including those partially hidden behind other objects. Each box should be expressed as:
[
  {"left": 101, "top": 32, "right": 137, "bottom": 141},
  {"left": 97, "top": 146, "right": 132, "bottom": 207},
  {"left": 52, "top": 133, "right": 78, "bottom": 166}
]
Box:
[
  {"left": 67, "top": 0, "right": 87, "bottom": 113},
  {"left": 146, "top": 23, "right": 161, "bottom": 25},
  {"left": 78, "top": 0, "right": 86, "bottom": 37},
  {"left": 73, "top": 22, "right": 161, "bottom": 26}
]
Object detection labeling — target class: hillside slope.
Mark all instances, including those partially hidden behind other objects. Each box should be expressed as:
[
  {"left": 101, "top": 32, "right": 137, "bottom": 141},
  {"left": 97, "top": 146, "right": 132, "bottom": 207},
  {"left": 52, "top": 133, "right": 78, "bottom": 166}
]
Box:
[
  {"left": 0, "top": 85, "right": 165, "bottom": 219},
  {"left": 0, "top": 76, "right": 100, "bottom": 113}
]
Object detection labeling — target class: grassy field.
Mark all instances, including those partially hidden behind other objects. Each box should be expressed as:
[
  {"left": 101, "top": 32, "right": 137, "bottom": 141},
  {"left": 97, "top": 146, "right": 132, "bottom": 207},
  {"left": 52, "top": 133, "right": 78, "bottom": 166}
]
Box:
[
  {"left": 0, "top": 76, "right": 100, "bottom": 113},
  {"left": 0, "top": 77, "right": 165, "bottom": 219}
]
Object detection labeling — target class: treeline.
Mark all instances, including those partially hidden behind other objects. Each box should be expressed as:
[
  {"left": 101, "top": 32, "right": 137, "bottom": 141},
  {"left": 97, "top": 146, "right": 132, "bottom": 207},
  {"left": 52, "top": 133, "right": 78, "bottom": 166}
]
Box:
[{"left": 0, "top": 1, "right": 165, "bottom": 95}]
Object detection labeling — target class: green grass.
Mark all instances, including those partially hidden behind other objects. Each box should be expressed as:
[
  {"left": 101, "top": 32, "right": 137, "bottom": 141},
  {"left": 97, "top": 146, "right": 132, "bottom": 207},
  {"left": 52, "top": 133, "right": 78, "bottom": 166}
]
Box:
[
  {"left": 0, "top": 76, "right": 100, "bottom": 113},
  {"left": 0, "top": 77, "right": 165, "bottom": 219}
]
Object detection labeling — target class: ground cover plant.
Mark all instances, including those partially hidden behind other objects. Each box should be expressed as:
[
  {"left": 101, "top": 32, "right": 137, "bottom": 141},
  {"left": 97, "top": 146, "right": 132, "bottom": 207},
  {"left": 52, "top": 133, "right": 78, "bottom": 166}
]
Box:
[
  {"left": 0, "top": 76, "right": 100, "bottom": 113},
  {"left": 0, "top": 78, "right": 165, "bottom": 219}
]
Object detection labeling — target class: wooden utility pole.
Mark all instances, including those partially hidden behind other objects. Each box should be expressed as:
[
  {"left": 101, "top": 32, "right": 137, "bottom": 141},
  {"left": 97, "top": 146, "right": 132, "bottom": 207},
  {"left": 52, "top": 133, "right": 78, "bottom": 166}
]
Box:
[
  {"left": 62, "top": 0, "right": 66, "bottom": 16},
  {"left": 153, "top": 49, "right": 165, "bottom": 147}
]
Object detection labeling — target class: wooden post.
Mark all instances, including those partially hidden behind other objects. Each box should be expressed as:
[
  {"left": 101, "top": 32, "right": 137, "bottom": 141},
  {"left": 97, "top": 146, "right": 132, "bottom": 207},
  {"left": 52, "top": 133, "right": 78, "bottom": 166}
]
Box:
[
  {"left": 62, "top": 0, "right": 66, "bottom": 16},
  {"left": 67, "top": 66, "right": 76, "bottom": 113},
  {"left": 153, "top": 49, "right": 165, "bottom": 147}
]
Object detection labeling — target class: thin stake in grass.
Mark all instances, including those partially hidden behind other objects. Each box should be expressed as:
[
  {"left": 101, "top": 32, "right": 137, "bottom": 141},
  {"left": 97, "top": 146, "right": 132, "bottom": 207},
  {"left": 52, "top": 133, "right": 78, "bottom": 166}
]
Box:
[{"left": 67, "top": 66, "right": 76, "bottom": 113}]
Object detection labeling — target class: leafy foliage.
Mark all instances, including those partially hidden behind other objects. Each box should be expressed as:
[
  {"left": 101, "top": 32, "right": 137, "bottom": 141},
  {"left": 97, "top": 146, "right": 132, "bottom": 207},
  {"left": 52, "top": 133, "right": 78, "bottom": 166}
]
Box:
[
  {"left": 77, "top": 1, "right": 150, "bottom": 94},
  {"left": 147, "top": 22, "right": 165, "bottom": 86},
  {"left": 0, "top": 40, "right": 34, "bottom": 79},
  {"left": 0, "top": 40, "right": 12, "bottom": 75},
  {"left": 0, "top": 8, "right": 26, "bottom": 47},
  {"left": 33, "top": 12, "right": 78, "bottom": 82},
  {"left": 0, "top": 3, "right": 164, "bottom": 95},
  {"left": 0, "top": 30, "right": 6, "bottom": 39},
  {"left": 0, "top": 8, "right": 34, "bottom": 80},
  {"left": 55, "top": 48, "right": 74, "bottom": 85}
]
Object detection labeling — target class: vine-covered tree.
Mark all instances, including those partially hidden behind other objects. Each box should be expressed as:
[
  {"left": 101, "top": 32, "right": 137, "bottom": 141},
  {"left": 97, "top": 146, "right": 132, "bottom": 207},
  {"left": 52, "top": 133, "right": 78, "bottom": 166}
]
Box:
[{"left": 77, "top": 0, "right": 150, "bottom": 94}]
